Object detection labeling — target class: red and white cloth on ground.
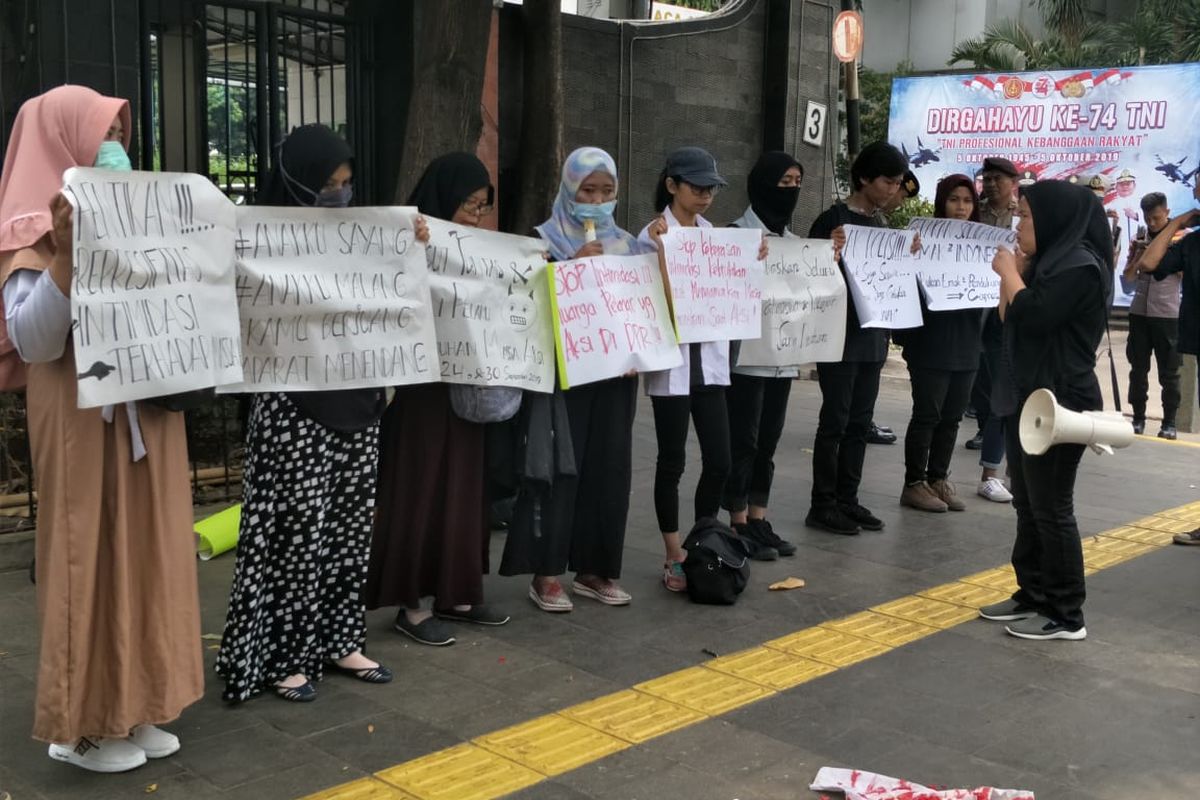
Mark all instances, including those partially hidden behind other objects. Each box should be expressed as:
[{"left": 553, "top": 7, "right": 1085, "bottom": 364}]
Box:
[{"left": 810, "top": 767, "right": 1034, "bottom": 800}]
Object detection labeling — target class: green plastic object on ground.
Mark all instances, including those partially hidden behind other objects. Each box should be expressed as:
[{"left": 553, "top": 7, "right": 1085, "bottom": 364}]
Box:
[{"left": 195, "top": 504, "right": 241, "bottom": 560}]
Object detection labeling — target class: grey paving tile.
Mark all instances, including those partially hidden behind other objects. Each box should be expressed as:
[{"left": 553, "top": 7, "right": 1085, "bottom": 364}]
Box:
[
  {"left": 303, "top": 711, "right": 459, "bottom": 773},
  {"left": 217, "top": 755, "right": 369, "bottom": 800},
  {"left": 503, "top": 780, "right": 597, "bottom": 800},
  {"left": 243, "top": 680, "right": 392, "bottom": 738},
  {"left": 169, "top": 722, "right": 335, "bottom": 790}
]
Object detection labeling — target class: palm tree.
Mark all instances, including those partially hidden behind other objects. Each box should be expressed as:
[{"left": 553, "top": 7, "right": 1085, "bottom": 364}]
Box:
[{"left": 947, "top": 17, "right": 1108, "bottom": 71}]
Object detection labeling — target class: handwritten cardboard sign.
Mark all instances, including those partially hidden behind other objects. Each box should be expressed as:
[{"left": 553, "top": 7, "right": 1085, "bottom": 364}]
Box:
[
  {"left": 840, "top": 224, "right": 921, "bottom": 329},
  {"left": 735, "top": 238, "right": 847, "bottom": 367},
  {"left": 64, "top": 168, "right": 242, "bottom": 408},
  {"left": 424, "top": 218, "right": 554, "bottom": 392},
  {"left": 660, "top": 227, "right": 764, "bottom": 343},
  {"left": 908, "top": 217, "right": 1014, "bottom": 310},
  {"left": 225, "top": 206, "right": 437, "bottom": 392},
  {"left": 548, "top": 253, "right": 682, "bottom": 389}
]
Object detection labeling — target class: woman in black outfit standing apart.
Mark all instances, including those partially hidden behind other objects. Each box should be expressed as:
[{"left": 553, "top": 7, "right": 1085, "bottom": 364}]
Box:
[{"left": 978, "top": 181, "right": 1111, "bottom": 641}]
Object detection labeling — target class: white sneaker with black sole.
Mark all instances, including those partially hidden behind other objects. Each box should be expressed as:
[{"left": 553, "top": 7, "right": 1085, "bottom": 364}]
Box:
[
  {"left": 1005, "top": 614, "right": 1087, "bottom": 641},
  {"left": 48, "top": 736, "right": 147, "bottom": 773}
]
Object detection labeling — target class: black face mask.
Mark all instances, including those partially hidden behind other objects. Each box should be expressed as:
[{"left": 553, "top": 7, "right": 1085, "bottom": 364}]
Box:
[{"left": 747, "top": 151, "right": 802, "bottom": 235}]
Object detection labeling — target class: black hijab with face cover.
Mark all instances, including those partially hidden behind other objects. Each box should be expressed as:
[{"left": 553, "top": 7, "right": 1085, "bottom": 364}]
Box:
[
  {"left": 407, "top": 152, "right": 493, "bottom": 220},
  {"left": 259, "top": 123, "right": 353, "bottom": 206},
  {"left": 258, "top": 125, "right": 385, "bottom": 431},
  {"left": 747, "top": 151, "right": 801, "bottom": 235},
  {"left": 1022, "top": 180, "right": 1114, "bottom": 303}
]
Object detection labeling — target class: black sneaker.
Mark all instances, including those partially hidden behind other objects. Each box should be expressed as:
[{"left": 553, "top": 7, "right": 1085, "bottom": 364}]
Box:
[
  {"left": 866, "top": 423, "right": 897, "bottom": 445},
  {"left": 1132, "top": 417, "right": 1146, "bottom": 435},
  {"left": 964, "top": 406, "right": 977, "bottom": 419},
  {"left": 805, "top": 507, "right": 860, "bottom": 536},
  {"left": 839, "top": 503, "right": 884, "bottom": 531},
  {"left": 964, "top": 431, "right": 984, "bottom": 450},
  {"left": 733, "top": 523, "right": 779, "bottom": 561},
  {"left": 394, "top": 613, "right": 456, "bottom": 646},
  {"left": 749, "top": 519, "right": 797, "bottom": 557},
  {"left": 1159, "top": 424, "right": 1177, "bottom": 440}
]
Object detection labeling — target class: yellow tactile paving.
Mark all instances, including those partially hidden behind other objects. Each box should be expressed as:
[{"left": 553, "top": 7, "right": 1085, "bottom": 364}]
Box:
[
  {"left": 300, "top": 778, "right": 419, "bottom": 800},
  {"left": 706, "top": 646, "right": 837, "bottom": 690},
  {"left": 1081, "top": 535, "right": 1158, "bottom": 570},
  {"left": 765, "top": 626, "right": 892, "bottom": 667},
  {"left": 871, "top": 595, "right": 980, "bottom": 629},
  {"left": 1126, "top": 514, "right": 1196, "bottom": 534},
  {"left": 474, "top": 715, "right": 627, "bottom": 777},
  {"left": 634, "top": 666, "right": 775, "bottom": 715},
  {"left": 374, "top": 744, "right": 542, "bottom": 800},
  {"left": 560, "top": 689, "right": 706, "bottom": 744},
  {"left": 1099, "top": 525, "right": 1179, "bottom": 546},
  {"left": 917, "top": 581, "right": 1009, "bottom": 608},
  {"left": 1149, "top": 500, "right": 1200, "bottom": 522},
  {"left": 959, "top": 565, "right": 1020, "bottom": 592},
  {"left": 822, "top": 611, "right": 940, "bottom": 646}
]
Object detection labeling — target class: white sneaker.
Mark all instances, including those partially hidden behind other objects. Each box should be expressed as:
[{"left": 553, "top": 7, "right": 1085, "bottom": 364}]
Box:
[
  {"left": 130, "top": 724, "right": 181, "bottom": 758},
  {"left": 48, "top": 736, "right": 147, "bottom": 773},
  {"left": 977, "top": 478, "right": 1013, "bottom": 503}
]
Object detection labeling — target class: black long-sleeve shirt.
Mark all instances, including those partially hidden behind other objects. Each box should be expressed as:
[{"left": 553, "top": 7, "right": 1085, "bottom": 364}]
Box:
[{"left": 809, "top": 203, "right": 888, "bottom": 363}]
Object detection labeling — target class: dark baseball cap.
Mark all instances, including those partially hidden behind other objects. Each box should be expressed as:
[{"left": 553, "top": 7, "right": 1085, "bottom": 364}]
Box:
[
  {"left": 981, "top": 157, "right": 1019, "bottom": 177},
  {"left": 666, "top": 147, "right": 728, "bottom": 187}
]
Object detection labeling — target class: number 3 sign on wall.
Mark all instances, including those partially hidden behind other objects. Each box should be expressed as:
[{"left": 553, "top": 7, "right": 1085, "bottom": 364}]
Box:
[{"left": 803, "top": 100, "right": 827, "bottom": 147}]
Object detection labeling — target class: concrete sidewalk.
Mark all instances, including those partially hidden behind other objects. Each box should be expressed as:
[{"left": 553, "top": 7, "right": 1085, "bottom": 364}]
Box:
[{"left": 2, "top": 378, "right": 1199, "bottom": 800}]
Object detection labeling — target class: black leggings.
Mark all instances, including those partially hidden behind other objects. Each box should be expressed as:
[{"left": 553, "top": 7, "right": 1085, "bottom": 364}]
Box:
[
  {"left": 652, "top": 389, "right": 731, "bottom": 533},
  {"left": 722, "top": 373, "right": 792, "bottom": 512}
]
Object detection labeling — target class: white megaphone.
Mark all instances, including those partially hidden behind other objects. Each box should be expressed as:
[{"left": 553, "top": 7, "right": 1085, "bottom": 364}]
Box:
[{"left": 1019, "top": 388, "right": 1136, "bottom": 456}]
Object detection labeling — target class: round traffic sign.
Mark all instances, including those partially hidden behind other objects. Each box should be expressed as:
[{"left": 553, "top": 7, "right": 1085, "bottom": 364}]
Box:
[{"left": 833, "top": 10, "right": 863, "bottom": 63}]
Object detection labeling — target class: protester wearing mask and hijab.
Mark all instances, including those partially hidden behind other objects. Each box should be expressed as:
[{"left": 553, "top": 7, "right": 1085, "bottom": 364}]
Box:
[
  {"left": 219, "top": 124, "right": 398, "bottom": 703},
  {"left": 0, "top": 85, "right": 201, "bottom": 772},
  {"left": 500, "top": 146, "right": 640, "bottom": 611},
  {"left": 978, "top": 180, "right": 1111, "bottom": 641},
  {"left": 722, "top": 151, "right": 803, "bottom": 558},
  {"left": 366, "top": 152, "right": 510, "bottom": 644},
  {"left": 893, "top": 174, "right": 983, "bottom": 513}
]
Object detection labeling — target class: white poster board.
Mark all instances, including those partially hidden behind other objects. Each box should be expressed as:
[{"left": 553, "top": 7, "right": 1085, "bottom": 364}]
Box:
[
  {"left": 840, "top": 224, "right": 921, "bottom": 329},
  {"left": 736, "top": 238, "right": 847, "bottom": 367},
  {"left": 424, "top": 218, "right": 555, "bottom": 392},
  {"left": 548, "top": 253, "right": 682, "bottom": 388},
  {"left": 908, "top": 217, "right": 1014, "bottom": 310},
  {"left": 65, "top": 168, "right": 242, "bottom": 408},
  {"left": 225, "top": 206, "right": 437, "bottom": 392},
  {"left": 660, "top": 226, "right": 764, "bottom": 343}
]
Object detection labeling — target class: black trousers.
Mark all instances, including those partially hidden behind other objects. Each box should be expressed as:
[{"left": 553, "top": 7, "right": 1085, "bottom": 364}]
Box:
[
  {"left": 1126, "top": 314, "right": 1181, "bottom": 425},
  {"left": 970, "top": 351, "right": 992, "bottom": 431},
  {"left": 722, "top": 373, "right": 792, "bottom": 512},
  {"left": 904, "top": 367, "right": 976, "bottom": 485},
  {"left": 652, "top": 388, "right": 731, "bottom": 532},
  {"left": 1005, "top": 417, "right": 1087, "bottom": 629},
  {"left": 811, "top": 361, "right": 883, "bottom": 510}
]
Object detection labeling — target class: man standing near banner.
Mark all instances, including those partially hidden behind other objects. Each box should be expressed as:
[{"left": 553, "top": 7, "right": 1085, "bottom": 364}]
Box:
[
  {"left": 1129, "top": 181, "right": 1200, "bottom": 545},
  {"left": 977, "top": 157, "right": 1018, "bottom": 229}
]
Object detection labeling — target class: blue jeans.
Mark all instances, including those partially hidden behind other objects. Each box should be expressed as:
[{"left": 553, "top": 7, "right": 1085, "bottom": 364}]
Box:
[{"left": 979, "top": 414, "right": 1006, "bottom": 470}]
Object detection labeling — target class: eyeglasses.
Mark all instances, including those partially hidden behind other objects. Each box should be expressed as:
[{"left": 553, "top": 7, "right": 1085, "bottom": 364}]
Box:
[{"left": 460, "top": 200, "right": 494, "bottom": 217}]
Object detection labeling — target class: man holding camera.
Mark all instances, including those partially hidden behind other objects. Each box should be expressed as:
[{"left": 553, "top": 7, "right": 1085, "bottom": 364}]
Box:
[
  {"left": 1124, "top": 192, "right": 1182, "bottom": 440},
  {"left": 1132, "top": 181, "right": 1200, "bottom": 545}
]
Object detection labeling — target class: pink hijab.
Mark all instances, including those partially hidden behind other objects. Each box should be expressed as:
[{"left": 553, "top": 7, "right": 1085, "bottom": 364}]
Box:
[{"left": 0, "top": 85, "right": 131, "bottom": 259}]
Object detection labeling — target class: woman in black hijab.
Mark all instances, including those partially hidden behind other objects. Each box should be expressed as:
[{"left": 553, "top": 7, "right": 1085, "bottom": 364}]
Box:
[
  {"left": 218, "top": 124, "right": 394, "bottom": 703},
  {"left": 978, "top": 180, "right": 1112, "bottom": 641},
  {"left": 366, "top": 152, "right": 510, "bottom": 647},
  {"left": 722, "top": 151, "right": 804, "bottom": 558}
]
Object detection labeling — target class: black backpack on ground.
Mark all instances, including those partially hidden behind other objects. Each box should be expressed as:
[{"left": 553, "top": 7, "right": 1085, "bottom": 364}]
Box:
[{"left": 682, "top": 517, "right": 750, "bottom": 605}]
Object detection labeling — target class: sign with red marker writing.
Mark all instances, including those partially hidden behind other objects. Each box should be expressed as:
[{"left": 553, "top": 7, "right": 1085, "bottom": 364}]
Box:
[
  {"left": 660, "top": 226, "right": 765, "bottom": 343},
  {"left": 548, "top": 253, "right": 681, "bottom": 389}
]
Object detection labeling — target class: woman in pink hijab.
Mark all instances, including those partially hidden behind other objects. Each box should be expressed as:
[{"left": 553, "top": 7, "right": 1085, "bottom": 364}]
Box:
[{"left": 0, "top": 86, "right": 202, "bottom": 773}]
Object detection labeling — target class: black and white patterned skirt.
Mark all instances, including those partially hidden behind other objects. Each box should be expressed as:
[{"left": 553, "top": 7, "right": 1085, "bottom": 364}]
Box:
[{"left": 216, "top": 393, "right": 379, "bottom": 703}]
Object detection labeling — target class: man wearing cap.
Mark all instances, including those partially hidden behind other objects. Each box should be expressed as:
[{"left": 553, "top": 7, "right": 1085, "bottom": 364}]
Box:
[
  {"left": 1129, "top": 179, "right": 1200, "bottom": 545},
  {"left": 977, "top": 157, "right": 1018, "bottom": 228}
]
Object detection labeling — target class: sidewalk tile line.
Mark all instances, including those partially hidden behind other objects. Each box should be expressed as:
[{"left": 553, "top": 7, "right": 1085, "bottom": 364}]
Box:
[
  {"left": 1134, "top": 433, "right": 1200, "bottom": 449},
  {"left": 299, "top": 501, "right": 1200, "bottom": 800}
]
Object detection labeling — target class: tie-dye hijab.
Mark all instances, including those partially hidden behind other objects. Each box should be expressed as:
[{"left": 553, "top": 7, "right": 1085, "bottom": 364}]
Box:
[{"left": 536, "top": 146, "right": 639, "bottom": 261}]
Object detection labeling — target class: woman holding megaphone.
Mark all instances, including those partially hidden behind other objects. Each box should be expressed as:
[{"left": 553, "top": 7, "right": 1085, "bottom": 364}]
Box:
[{"left": 978, "top": 181, "right": 1112, "bottom": 641}]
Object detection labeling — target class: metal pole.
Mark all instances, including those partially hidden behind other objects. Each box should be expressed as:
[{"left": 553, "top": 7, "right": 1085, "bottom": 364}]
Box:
[{"left": 841, "top": 0, "right": 860, "bottom": 159}]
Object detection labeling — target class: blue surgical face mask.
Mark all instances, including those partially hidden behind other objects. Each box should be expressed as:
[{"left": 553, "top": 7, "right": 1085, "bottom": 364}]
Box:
[
  {"left": 94, "top": 140, "right": 132, "bottom": 171},
  {"left": 570, "top": 199, "right": 616, "bottom": 222},
  {"left": 315, "top": 185, "right": 353, "bottom": 208}
]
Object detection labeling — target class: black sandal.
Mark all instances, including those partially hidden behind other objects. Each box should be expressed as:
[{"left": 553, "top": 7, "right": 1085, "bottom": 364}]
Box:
[
  {"left": 330, "top": 662, "right": 393, "bottom": 684},
  {"left": 275, "top": 681, "right": 317, "bottom": 702}
]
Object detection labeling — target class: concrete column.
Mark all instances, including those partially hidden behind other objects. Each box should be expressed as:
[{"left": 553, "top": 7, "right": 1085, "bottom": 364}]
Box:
[{"left": 1179, "top": 355, "right": 1197, "bottom": 432}]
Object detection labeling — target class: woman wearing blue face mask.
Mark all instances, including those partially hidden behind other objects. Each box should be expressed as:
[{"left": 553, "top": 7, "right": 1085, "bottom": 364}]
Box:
[
  {"left": 498, "top": 147, "right": 640, "bottom": 611},
  {"left": 0, "top": 85, "right": 202, "bottom": 772},
  {"left": 217, "top": 124, "right": 398, "bottom": 703}
]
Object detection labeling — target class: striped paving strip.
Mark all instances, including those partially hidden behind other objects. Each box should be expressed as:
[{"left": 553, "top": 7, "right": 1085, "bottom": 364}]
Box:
[{"left": 300, "top": 501, "right": 1200, "bottom": 800}]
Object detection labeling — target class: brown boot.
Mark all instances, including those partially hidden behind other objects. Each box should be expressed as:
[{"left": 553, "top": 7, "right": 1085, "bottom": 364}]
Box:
[
  {"left": 928, "top": 478, "right": 966, "bottom": 511},
  {"left": 900, "top": 481, "right": 948, "bottom": 512}
]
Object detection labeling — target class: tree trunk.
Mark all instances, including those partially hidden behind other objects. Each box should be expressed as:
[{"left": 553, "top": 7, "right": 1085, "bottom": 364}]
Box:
[
  {"left": 510, "top": 0, "right": 564, "bottom": 237},
  {"left": 394, "top": 0, "right": 493, "bottom": 203}
]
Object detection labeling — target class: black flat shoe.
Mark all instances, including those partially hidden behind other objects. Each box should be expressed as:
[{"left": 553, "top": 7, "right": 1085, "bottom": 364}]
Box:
[
  {"left": 330, "top": 662, "right": 393, "bottom": 684},
  {"left": 434, "top": 605, "right": 511, "bottom": 626},
  {"left": 275, "top": 681, "right": 317, "bottom": 702}
]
